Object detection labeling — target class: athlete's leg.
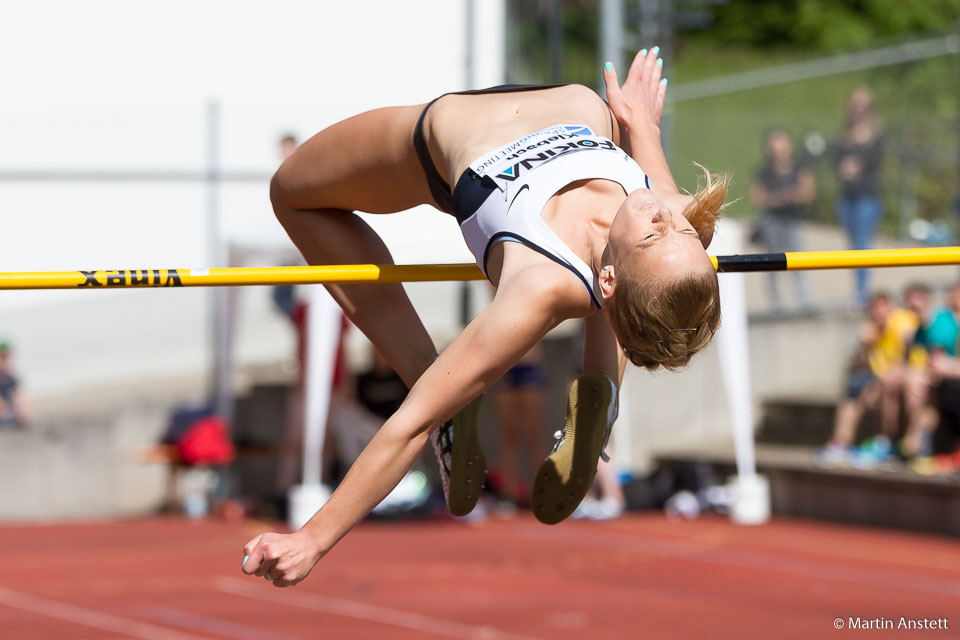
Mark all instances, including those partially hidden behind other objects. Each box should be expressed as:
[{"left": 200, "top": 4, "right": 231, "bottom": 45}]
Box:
[{"left": 271, "top": 105, "right": 438, "bottom": 387}]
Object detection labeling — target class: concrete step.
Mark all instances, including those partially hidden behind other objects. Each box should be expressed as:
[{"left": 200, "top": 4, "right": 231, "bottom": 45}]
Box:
[
  {"left": 657, "top": 445, "right": 960, "bottom": 537},
  {"left": 757, "top": 397, "right": 877, "bottom": 447}
]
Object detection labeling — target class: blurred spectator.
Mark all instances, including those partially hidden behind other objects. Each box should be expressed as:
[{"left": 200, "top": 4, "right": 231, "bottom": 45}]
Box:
[
  {"left": 814, "top": 292, "right": 916, "bottom": 467},
  {"left": 947, "top": 281, "right": 960, "bottom": 324},
  {"left": 922, "top": 349, "right": 960, "bottom": 473},
  {"left": 834, "top": 87, "right": 885, "bottom": 308},
  {"left": 910, "top": 283, "right": 960, "bottom": 473},
  {"left": 898, "top": 283, "right": 959, "bottom": 457},
  {"left": 492, "top": 345, "right": 546, "bottom": 507},
  {"left": 326, "top": 345, "right": 428, "bottom": 514},
  {"left": 271, "top": 132, "right": 310, "bottom": 502},
  {"left": 355, "top": 348, "right": 407, "bottom": 421},
  {"left": 0, "top": 341, "right": 29, "bottom": 428},
  {"left": 326, "top": 346, "right": 406, "bottom": 473},
  {"left": 749, "top": 128, "right": 815, "bottom": 312},
  {"left": 279, "top": 133, "right": 298, "bottom": 161}
]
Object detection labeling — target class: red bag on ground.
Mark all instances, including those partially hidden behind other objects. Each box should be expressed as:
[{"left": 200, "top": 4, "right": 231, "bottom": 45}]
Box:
[{"left": 176, "top": 415, "right": 235, "bottom": 466}]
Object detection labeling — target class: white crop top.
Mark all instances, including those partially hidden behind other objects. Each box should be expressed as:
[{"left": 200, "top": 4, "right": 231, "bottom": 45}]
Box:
[{"left": 450, "top": 124, "right": 650, "bottom": 308}]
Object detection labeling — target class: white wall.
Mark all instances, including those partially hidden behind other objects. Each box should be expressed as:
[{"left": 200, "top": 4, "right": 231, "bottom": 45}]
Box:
[{"left": 0, "top": 1, "right": 478, "bottom": 398}]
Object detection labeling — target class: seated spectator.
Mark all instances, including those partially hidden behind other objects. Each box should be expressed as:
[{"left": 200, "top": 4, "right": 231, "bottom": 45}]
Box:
[
  {"left": 355, "top": 348, "right": 408, "bottom": 422},
  {"left": 898, "top": 283, "right": 959, "bottom": 458},
  {"left": 904, "top": 282, "right": 960, "bottom": 474},
  {"left": 920, "top": 349, "right": 960, "bottom": 473},
  {"left": 815, "top": 292, "right": 915, "bottom": 466},
  {"left": 0, "top": 341, "right": 29, "bottom": 428},
  {"left": 948, "top": 282, "right": 960, "bottom": 321},
  {"left": 326, "top": 345, "right": 428, "bottom": 514}
]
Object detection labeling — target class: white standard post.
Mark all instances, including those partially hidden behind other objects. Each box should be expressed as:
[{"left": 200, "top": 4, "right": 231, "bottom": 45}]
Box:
[
  {"left": 713, "top": 219, "right": 770, "bottom": 525},
  {"left": 288, "top": 285, "right": 341, "bottom": 530}
]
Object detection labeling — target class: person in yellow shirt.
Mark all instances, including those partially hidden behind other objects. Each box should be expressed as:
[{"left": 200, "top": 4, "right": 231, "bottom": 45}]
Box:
[{"left": 815, "top": 292, "right": 916, "bottom": 466}]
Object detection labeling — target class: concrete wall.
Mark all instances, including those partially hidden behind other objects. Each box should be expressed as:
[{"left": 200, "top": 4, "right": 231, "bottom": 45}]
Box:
[{"left": 0, "top": 407, "right": 172, "bottom": 520}]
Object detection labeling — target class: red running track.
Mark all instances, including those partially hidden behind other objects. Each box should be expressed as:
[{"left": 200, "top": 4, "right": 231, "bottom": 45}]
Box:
[{"left": 0, "top": 514, "right": 957, "bottom": 639}]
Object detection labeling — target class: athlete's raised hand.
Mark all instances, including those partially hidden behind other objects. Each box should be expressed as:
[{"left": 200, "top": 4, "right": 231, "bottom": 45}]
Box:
[{"left": 602, "top": 46, "right": 667, "bottom": 131}]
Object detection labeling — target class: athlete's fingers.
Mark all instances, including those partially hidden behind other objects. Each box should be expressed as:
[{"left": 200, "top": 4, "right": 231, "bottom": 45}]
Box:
[
  {"left": 627, "top": 48, "right": 649, "bottom": 83},
  {"left": 651, "top": 57, "right": 663, "bottom": 88},
  {"left": 602, "top": 62, "right": 625, "bottom": 121},
  {"left": 656, "top": 77, "right": 667, "bottom": 112},
  {"left": 644, "top": 47, "right": 662, "bottom": 87},
  {"left": 243, "top": 534, "right": 263, "bottom": 560},
  {"left": 249, "top": 536, "right": 278, "bottom": 578},
  {"left": 241, "top": 535, "right": 265, "bottom": 575},
  {"left": 255, "top": 556, "right": 278, "bottom": 579}
]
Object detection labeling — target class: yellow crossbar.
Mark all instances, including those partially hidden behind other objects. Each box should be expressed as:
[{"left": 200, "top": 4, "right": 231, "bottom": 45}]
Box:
[
  {"left": 711, "top": 247, "right": 960, "bottom": 272},
  {"left": 0, "top": 247, "right": 957, "bottom": 290}
]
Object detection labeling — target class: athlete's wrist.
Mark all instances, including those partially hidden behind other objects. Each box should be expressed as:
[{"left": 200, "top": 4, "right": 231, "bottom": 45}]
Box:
[
  {"left": 298, "top": 512, "right": 340, "bottom": 558},
  {"left": 627, "top": 118, "right": 661, "bottom": 143}
]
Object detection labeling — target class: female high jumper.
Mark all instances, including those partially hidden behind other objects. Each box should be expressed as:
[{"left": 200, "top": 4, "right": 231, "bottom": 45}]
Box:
[{"left": 242, "top": 47, "right": 728, "bottom": 587}]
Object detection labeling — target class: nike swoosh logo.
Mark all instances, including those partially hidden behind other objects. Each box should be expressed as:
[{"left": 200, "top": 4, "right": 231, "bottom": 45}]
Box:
[{"left": 508, "top": 184, "right": 530, "bottom": 211}]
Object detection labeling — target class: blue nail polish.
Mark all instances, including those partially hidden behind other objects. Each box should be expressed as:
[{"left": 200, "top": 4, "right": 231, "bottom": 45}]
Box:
[
  {"left": 657, "top": 58, "right": 663, "bottom": 68},
  {"left": 604, "top": 62, "right": 613, "bottom": 72},
  {"left": 243, "top": 555, "right": 249, "bottom": 566},
  {"left": 641, "top": 48, "right": 648, "bottom": 57},
  {"left": 652, "top": 45, "right": 660, "bottom": 55},
  {"left": 661, "top": 78, "right": 668, "bottom": 86}
]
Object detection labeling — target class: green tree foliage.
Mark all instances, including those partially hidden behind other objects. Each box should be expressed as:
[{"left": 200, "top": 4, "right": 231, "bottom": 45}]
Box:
[{"left": 700, "top": 0, "right": 960, "bottom": 50}]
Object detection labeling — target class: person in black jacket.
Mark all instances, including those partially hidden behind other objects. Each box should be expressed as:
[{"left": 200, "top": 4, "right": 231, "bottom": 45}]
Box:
[{"left": 835, "top": 87, "right": 885, "bottom": 308}]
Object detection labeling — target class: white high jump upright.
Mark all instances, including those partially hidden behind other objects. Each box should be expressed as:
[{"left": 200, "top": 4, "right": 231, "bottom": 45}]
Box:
[
  {"left": 713, "top": 219, "right": 770, "bottom": 524},
  {"left": 288, "top": 285, "right": 342, "bottom": 530}
]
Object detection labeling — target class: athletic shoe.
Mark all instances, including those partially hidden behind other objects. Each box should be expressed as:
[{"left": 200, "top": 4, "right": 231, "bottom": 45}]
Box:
[
  {"left": 908, "top": 456, "right": 937, "bottom": 476},
  {"left": 430, "top": 394, "right": 486, "bottom": 517},
  {"left": 849, "top": 435, "right": 893, "bottom": 469},
  {"left": 813, "top": 442, "right": 851, "bottom": 467},
  {"left": 910, "top": 451, "right": 960, "bottom": 476},
  {"left": 531, "top": 371, "right": 617, "bottom": 525}
]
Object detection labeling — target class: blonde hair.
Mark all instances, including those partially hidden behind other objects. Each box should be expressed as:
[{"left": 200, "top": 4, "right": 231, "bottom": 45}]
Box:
[
  {"left": 606, "top": 164, "right": 729, "bottom": 371},
  {"left": 682, "top": 163, "right": 730, "bottom": 245}
]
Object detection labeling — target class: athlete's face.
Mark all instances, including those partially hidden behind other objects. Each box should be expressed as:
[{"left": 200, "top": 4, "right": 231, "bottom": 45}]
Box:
[{"left": 604, "top": 188, "right": 713, "bottom": 288}]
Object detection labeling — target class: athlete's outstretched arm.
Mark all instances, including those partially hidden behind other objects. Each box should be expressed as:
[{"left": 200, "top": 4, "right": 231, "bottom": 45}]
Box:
[
  {"left": 241, "top": 267, "right": 572, "bottom": 587},
  {"left": 602, "top": 48, "right": 677, "bottom": 193}
]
